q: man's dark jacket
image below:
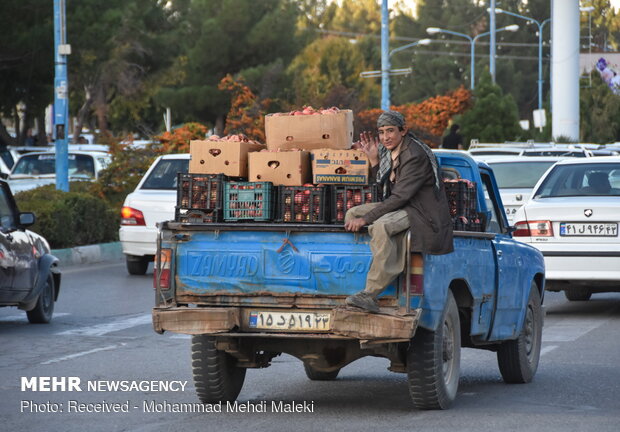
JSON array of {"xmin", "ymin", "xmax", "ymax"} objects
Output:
[{"xmin": 362, "ymin": 133, "xmax": 454, "ymax": 255}]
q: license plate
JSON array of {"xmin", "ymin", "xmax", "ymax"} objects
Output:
[
  {"xmin": 559, "ymin": 222, "xmax": 618, "ymax": 237},
  {"xmin": 248, "ymin": 311, "xmax": 331, "ymax": 332}
]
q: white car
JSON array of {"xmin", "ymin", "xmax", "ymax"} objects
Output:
[
  {"xmin": 476, "ymin": 156, "xmax": 561, "ymax": 224},
  {"xmin": 512, "ymin": 157, "xmax": 620, "ymax": 301},
  {"xmin": 120, "ymin": 154, "xmax": 189, "ymax": 275},
  {"xmin": 7, "ymin": 151, "xmax": 111, "ymax": 193}
]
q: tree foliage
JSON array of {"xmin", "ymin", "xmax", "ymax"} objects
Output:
[
  {"xmin": 455, "ymin": 70, "xmax": 522, "ymax": 146},
  {"xmin": 580, "ymin": 72, "xmax": 620, "ymax": 143}
]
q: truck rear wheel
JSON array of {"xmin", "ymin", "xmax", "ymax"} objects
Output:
[
  {"xmin": 303, "ymin": 363, "xmax": 340, "ymax": 381},
  {"xmin": 497, "ymin": 283, "xmax": 542, "ymax": 383},
  {"xmin": 406, "ymin": 290, "xmax": 460, "ymax": 410},
  {"xmin": 191, "ymin": 335, "xmax": 246, "ymax": 403}
]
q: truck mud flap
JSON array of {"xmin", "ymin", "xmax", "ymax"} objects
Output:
[
  {"xmin": 331, "ymin": 307, "xmax": 420, "ymax": 340},
  {"xmin": 152, "ymin": 307, "xmax": 240, "ymax": 335}
]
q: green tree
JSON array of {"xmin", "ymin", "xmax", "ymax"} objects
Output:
[
  {"xmin": 157, "ymin": 0, "xmax": 301, "ymax": 133},
  {"xmin": 287, "ymin": 36, "xmax": 378, "ymax": 108},
  {"xmin": 0, "ymin": 1, "xmax": 53, "ymax": 147},
  {"xmin": 455, "ymin": 70, "xmax": 522, "ymax": 146},
  {"xmin": 67, "ymin": 0, "xmax": 180, "ymax": 140},
  {"xmin": 580, "ymin": 73, "xmax": 620, "ymax": 143}
]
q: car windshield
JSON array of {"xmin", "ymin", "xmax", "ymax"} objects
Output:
[
  {"xmin": 534, "ymin": 163, "xmax": 620, "ymax": 197},
  {"xmin": 141, "ymin": 158, "xmax": 189, "ymax": 190},
  {"xmin": 488, "ymin": 161, "xmax": 556, "ymax": 189},
  {"xmin": 12, "ymin": 154, "xmax": 96, "ymax": 177}
]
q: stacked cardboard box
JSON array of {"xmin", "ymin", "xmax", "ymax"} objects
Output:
[
  {"xmin": 310, "ymin": 149, "xmax": 369, "ymax": 185},
  {"xmin": 264, "ymin": 110, "xmax": 354, "ymax": 151},
  {"xmin": 189, "ymin": 139, "xmax": 264, "ymax": 177}
]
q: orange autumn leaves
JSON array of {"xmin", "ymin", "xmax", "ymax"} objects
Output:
[
  {"xmin": 219, "ymin": 74, "xmax": 269, "ymax": 143},
  {"xmin": 357, "ymin": 87, "xmax": 471, "ymax": 147}
]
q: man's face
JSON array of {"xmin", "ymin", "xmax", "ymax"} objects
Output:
[{"xmin": 378, "ymin": 125, "xmax": 407, "ymax": 151}]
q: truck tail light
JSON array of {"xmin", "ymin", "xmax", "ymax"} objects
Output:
[
  {"xmin": 121, "ymin": 206, "xmax": 146, "ymax": 226},
  {"xmin": 513, "ymin": 220, "xmax": 553, "ymax": 237},
  {"xmin": 406, "ymin": 253, "xmax": 424, "ymax": 295},
  {"xmin": 154, "ymin": 248, "xmax": 172, "ymax": 290}
]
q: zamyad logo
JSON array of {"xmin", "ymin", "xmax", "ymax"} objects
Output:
[
  {"xmin": 277, "ymin": 249, "xmax": 295, "ymax": 274},
  {"xmin": 584, "ymin": 209, "xmax": 593, "ymax": 217}
]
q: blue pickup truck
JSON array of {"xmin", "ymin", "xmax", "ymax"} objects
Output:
[{"xmin": 152, "ymin": 151, "xmax": 545, "ymax": 410}]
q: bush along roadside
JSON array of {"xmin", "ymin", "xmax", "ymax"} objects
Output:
[{"xmin": 14, "ymin": 184, "xmax": 119, "ymax": 249}]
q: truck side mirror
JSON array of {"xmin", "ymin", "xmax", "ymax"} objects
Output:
[{"xmin": 19, "ymin": 212, "xmax": 35, "ymax": 228}]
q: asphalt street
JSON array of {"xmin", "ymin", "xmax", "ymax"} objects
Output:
[{"xmin": 0, "ymin": 261, "xmax": 619, "ymax": 432}]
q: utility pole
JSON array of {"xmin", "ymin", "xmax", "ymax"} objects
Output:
[
  {"xmin": 489, "ymin": 0, "xmax": 497, "ymax": 83},
  {"xmin": 53, "ymin": 0, "xmax": 70, "ymax": 192},
  {"xmin": 380, "ymin": 0, "xmax": 390, "ymax": 110}
]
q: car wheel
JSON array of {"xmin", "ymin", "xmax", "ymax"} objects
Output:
[
  {"xmin": 126, "ymin": 255, "xmax": 150, "ymax": 275},
  {"xmin": 191, "ymin": 335, "xmax": 246, "ymax": 403},
  {"xmin": 564, "ymin": 287, "xmax": 592, "ymax": 302},
  {"xmin": 406, "ymin": 290, "xmax": 460, "ymax": 410},
  {"xmin": 27, "ymin": 273, "xmax": 55, "ymax": 324},
  {"xmin": 303, "ymin": 363, "xmax": 340, "ymax": 381},
  {"xmin": 497, "ymin": 283, "xmax": 542, "ymax": 383}
]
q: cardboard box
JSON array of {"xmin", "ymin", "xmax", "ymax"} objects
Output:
[
  {"xmin": 310, "ymin": 149, "xmax": 370, "ymax": 185},
  {"xmin": 248, "ymin": 151, "xmax": 311, "ymax": 186},
  {"xmin": 265, "ymin": 110, "xmax": 354, "ymax": 151},
  {"xmin": 189, "ymin": 140, "xmax": 265, "ymax": 177}
]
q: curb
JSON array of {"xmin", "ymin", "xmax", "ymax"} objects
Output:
[{"xmin": 51, "ymin": 242, "xmax": 124, "ymax": 267}]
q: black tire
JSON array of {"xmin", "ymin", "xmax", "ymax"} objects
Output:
[
  {"xmin": 497, "ymin": 283, "xmax": 542, "ymax": 384},
  {"xmin": 406, "ymin": 290, "xmax": 461, "ymax": 410},
  {"xmin": 27, "ymin": 273, "xmax": 55, "ymax": 324},
  {"xmin": 564, "ymin": 287, "xmax": 592, "ymax": 302},
  {"xmin": 126, "ymin": 255, "xmax": 149, "ymax": 275},
  {"xmin": 191, "ymin": 335, "xmax": 246, "ymax": 403},
  {"xmin": 303, "ymin": 363, "xmax": 340, "ymax": 381}
]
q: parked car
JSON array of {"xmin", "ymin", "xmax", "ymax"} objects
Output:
[
  {"xmin": 0, "ymin": 179, "xmax": 60, "ymax": 323},
  {"xmin": 7, "ymin": 151, "xmax": 111, "ymax": 193},
  {"xmin": 475, "ymin": 156, "xmax": 561, "ymax": 224},
  {"xmin": 513, "ymin": 157, "xmax": 620, "ymax": 301},
  {"xmin": 119, "ymin": 154, "xmax": 189, "ymax": 275}
]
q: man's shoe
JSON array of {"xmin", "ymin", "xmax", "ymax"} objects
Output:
[{"xmin": 345, "ymin": 292, "xmax": 380, "ymax": 313}]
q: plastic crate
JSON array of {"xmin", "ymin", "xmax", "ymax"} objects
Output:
[
  {"xmin": 175, "ymin": 173, "xmax": 226, "ymax": 223},
  {"xmin": 443, "ymin": 179, "xmax": 478, "ymax": 220},
  {"xmin": 223, "ymin": 181, "xmax": 274, "ymax": 221},
  {"xmin": 330, "ymin": 184, "xmax": 380, "ymax": 223},
  {"xmin": 175, "ymin": 208, "xmax": 223, "ymax": 224},
  {"xmin": 276, "ymin": 185, "xmax": 328, "ymax": 223},
  {"xmin": 453, "ymin": 216, "xmax": 484, "ymax": 232}
]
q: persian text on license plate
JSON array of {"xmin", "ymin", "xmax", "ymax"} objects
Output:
[
  {"xmin": 559, "ymin": 222, "xmax": 618, "ymax": 237},
  {"xmin": 249, "ymin": 311, "xmax": 331, "ymax": 331}
]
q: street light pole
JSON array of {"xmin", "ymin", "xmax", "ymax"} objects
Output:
[
  {"xmin": 427, "ymin": 27, "xmax": 473, "ymax": 88},
  {"xmin": 427, "ymin": 25, "xmax": 519, "ymax": 89},
  {"xmin": 53, "ymin": 0, "xmax": 70, "ymax": 192},
  {"xmin": 472, "ymin": 25, "xmax": 519, "ymax": 89},
  {"xmin": 381, "ymin": 0, "xmax": 390, "ymax": 110},
  {"xmin": 493, "ymin": 8, "xmax": 551, "ymax": 111}
]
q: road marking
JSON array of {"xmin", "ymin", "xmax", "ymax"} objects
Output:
[
  {"xmin": 41, "ymin": 343, "xmax": 126, "ymax": 365},
  {"xmin": 540, "ymin": 345, "xmax": 558, "ymax": 356},
  {"xmin": 542, "ymin": 317, "xmax": 610, "ymax": 342},
  {"xmin": 169, "ymin": 334, "xmax": 191, "ymax": 339},
  {"xmin": 62, "ymin": 262, "xmax": 124, "ymax": 275},
  {"xmin": 56, "ymin": 314, "xmax": 151, "ymax": 337},
  {"xmin": 0, "ymin": 312, "xmax": 70, "ymax": 322}
]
